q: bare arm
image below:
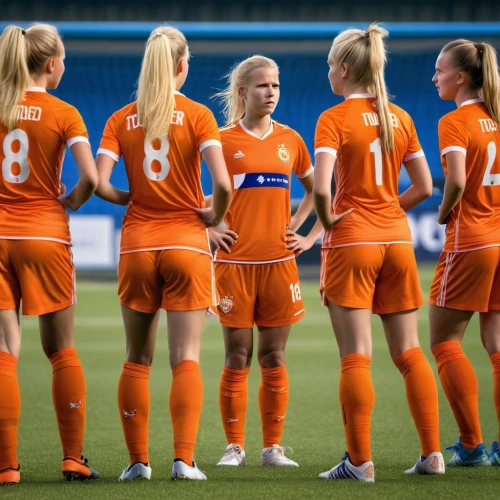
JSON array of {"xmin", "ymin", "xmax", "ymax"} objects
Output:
[
  {"xmin": 95, "ymin": 154, "xmax": 130, "ymax": 206},
  {"xmin": 399, "ymin": 156, "xmax": 433, "ymax": 212},
  {"xmin": 437, "ymin": 151, "xmax": 466, "ymax": 224},
  {"xmin": 61, "ymin": 142, "xmax": 98, "ymax": 211},
  {"xmin": 202, "ymin": 145, "xmax": 231, "ymax": 226}
]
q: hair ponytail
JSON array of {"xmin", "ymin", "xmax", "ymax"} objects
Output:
[
  {"xmin": 214, "ymin": 55, "xmax": 278, "ymax": 125},
  {"xmin": 477, "ymin": 43, "xmax": 500, "ymax": 124},
  {"xmin": 137, "ymin": 26, "xmax": 188, "ymax": 139}
]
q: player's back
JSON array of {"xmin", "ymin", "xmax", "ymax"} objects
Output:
[
  {"xmin": 439, "ymin": 100, "xmax": 500, "ymax": 251},
  {"xmin": 315, "ymin": 95, "xmax": 423, "ymax": 248},
  {"xmin": 98, "ymin": 91, "xmax": 220, "ymax": 254},
  {"xmin": 0, "ymin": 87, "xmax": 88, "ymax": 244}
]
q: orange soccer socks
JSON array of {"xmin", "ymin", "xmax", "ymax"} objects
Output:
[
  {"xmin": 339, "ymin": 354, "xmax": 375, "ymax": 466},
  {"xmin": 170, "ymin": 360, "xmax": 203, "ymax": 465},
  {"xmin": 259, "ymin": 365, "xmax": 289, "ymax": 449},
  {"xmin": 118, "ymin": 361, "xmax": 151, "ymax": 465},
  {"xmin": 432, "ymin": 341, "xmax": 482, "ymax": 449},
  {"xmin": 491, "ymin": 352, "xmax": 500, "ymax": 444},
  {"xmin": 50, "ymin": 348, "xmax": 87, "ymax": 460},
  {"xmin": 0, "ymin": 352, "xmax": 20, "ymax": 471},
  {"xmin": 219, "ymin": 366, "xmax": 250, "ymax": 448},
  {"xmin": 395, "ymin": 347, "xmax": 440, "ymax": 456}
]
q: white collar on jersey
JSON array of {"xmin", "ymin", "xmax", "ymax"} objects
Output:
[
  {"xmin": 174, "ymin": 90, "xmax": 185, "ymax": 96},
  {"xmin": 460, "ymin": 98, "xmax": 484, "ymax": 107},
  {"xmin": 346, "ymin": 93, "xmax": 376, "ymax": 99},
  {"xmin": 26, "ymin": 86, "xmax": 46, "ymax": 92},
  {"xmin": 239, "ymin": 119, "xmax": 274, "ymax": 140}
]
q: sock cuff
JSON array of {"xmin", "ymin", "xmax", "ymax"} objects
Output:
[
  {"xmin": 394, "ymin": 346, "xmax": 426, "ymax": 376},
  {"xmin": 260, "ymin": 365, "xmax": 287, "ymax": 377},
  {"xmin": 0, "ymin": 350, "xmax": 18, "ymax": 373},
  {"xmin": 341, "ymin": 353, "xmax": 371, "ymax": 371},
  {"xmin": 491, "ymin": 352, "xmax": 500, "ymax": 374},
  {"xmin": 222, "ymin": 366, "xmax": 250, "ymax": 381},
  {"xmin": 122, "ymin": 361, "xmax": 151, "ymax": 379},
  {"xmin": 431, "ymin": 340, "xmax": 463, "ymax": 366},
  {"xmin": 49, "ymin": 347, "xmax": 80, "ymax": 371},
  {"xmin": 172, "ymin": 359, "xmax": 200, "ymax": 376}
]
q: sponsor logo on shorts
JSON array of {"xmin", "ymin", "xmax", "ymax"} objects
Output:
[{"xmin": 219, "ymin": 295, "xmax": 234, "ymax": 313}]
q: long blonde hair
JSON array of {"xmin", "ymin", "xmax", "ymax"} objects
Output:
[
  {"xmin": 0, "ymin": 23, "xmax": 61, "ymax": 132},
  {"xmin": 442, "ymin": 39, "xmax": 500, "ymax": 124},
  {"xmin": 136, "ymin": 26, "xmax": 189, "ymax": 139},
  {"xmin": 215, "ymin": 55, "xmax": 279, "ymax": 125},
  {"xmin": 329, "ymin": 23, "xmax": 393, "ymax": 152}
]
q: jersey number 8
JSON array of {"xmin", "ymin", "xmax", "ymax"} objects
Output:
[
  {"xmin": 143, "ymin": 137, "xmax": 170, "ymax": 181},
  {"xmin": 2, "ymin": 129, "xmax": 30, "ymax": 184}
]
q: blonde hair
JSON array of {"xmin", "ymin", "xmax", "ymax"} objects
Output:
[
  {"xmin": 0, "ymin": 23, "xmax": 61, "ymax": 132},
  {"xmin": 136, "ymin": 26, "xmax": 189, "ymax": 139},
  {"xmin": 215, "ymin": 55, "xmax": 279, "ymax": 125},
  {"xmin": 442, "ymin": 39, "xmax": 500, "ymax": 124},
  {"xmin": 329, "ymin": 23, "xmax": 394, "ymax": 152}
]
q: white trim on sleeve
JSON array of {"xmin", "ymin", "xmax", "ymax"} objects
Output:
[
  {"xmin": 67, "ymin": 136, "xmax": 90, "ymax": 148},
  {"xmin": 97, "ymin": 148, "xmax": 120, "ymax": 162},
  {"xmin": 441, "ymin": 146, "xmax": 467, "ymax": 157},
  {"xmin": 314, "ymin": 147, "xmax": 337, "ymax": 158},
  {"xmin": 403, "ymin": 150, "xmax": 425, "ymax": 162},
  {"xmin": 296, "ymin": 165, "xmax": 314, "ymax": 179},
  {"xmin": 199, "ymin": 139, "xmax": 222, "ymax": 152}
]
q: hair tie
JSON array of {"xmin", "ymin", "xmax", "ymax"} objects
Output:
[
  {"xmin": 365, "ymin": 31, "xmax": 370, "ymax": 39},
  {"xmin": 21, "ymin": 29, "xmax": 25, "ymax": 35},
  {"xmin": 474, "ymin": 43, "xmax": 483, "ymax": 55}
]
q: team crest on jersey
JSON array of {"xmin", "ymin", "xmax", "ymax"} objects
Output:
[
  {"xmin": 277, "ymin": 144, "xmax": 290, "ymax": 163},
  {"xmin": 219, "ymin": 295, "xmax": 234, "ymax": 313}
]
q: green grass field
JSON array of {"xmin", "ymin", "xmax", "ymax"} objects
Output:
[{"xmin": 3, "ymin": 266, "xmax": 499, "ymax": 499}]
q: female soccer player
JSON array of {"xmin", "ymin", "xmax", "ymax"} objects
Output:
[
  {"xmin": 313, "ymin": 24, "xmax": 444, "ymax": 481},
  {"xmin": 213, "ymin": 55, "xmax": 323, "ymax": 468},
  {"xmin": 429, "ymin": 39, "xmax": 500, "ymax": 467},
  {"xmin": 95, "ymin": 26, "xmax": 231, "ymax": 481},
  {"xmin": 0, "ymin": 24, "xmax": 99, "ymax": 484}
]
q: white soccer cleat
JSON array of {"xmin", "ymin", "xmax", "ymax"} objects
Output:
[
  {"xmin": 319, "ymin": 452, "xmax": 375, "ymax": 482},
  {"xmin": 118, "ymin": 462, "xmax": 152, "ymax": 481},
  {"xmin": 261, "ymin": 444, "xmax": 298, "ymax": 467},
  {"xmin": 171, "ymin": 460, "xmax": 207, "ymax": 480},
  {"xmin": 217, "ymin": 443, "xmax": 246, "ymax": 466},
  {"xmin": 404, "ymin": 452, "xmax": 445, "ymax": 475}
]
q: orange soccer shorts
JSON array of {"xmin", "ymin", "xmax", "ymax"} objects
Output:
[
  {"xmin": 214, "ymin": 258, "xmax": 306, "ymax": 328},
  {"xmin": 118, "ymin": 249, "xmax": 216, "ymax": 313},
  {"xmin": 429, "ymin": 247, "xmax": 500, "ymax": 312},
  {"xmin": 320, "ymin": 243, "xmax": 424, "ymax": 314},
  {"xmin": 0, "ymin": 239, "xmax": 75, "ymax": 316}
]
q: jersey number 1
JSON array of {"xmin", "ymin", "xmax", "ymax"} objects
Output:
[
  {"xmin": 143, "ymin": 137, "xmax": 170, "ymax": 181},
  {"xmin": 370, "ymin": 138, "xmax": 383, "ymax": 186},
  {"xmin": 482, "ymin": 141, "xmax": 500, "ymax": 186},
  {"xmin": 2, "ymin": 129, "xmax": 30, "ymax": 183}
]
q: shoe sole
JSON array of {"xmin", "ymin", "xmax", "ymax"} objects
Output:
[{"xmin": 448, "ymin": 460, "xmax": 490, "ymax": 467}]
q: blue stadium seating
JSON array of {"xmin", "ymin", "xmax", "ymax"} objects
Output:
[{"xmin": 55, "ymin": 51, "xmax": 453, "ymax": 223}]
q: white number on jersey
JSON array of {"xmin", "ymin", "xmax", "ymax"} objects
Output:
[
  {"xmin": 482, "ymin": 141, "xmax": 500, "ymax": 186},
  {"xmin": 2, "ymin": 128, "xmax": 30, "ymax": 183},
  {"xmin": 289, "ymin": 283, "xmax": 302, "ymax": 303},
  {"xmin": 370, "ymin": 137, "xmax": 383, "ymax": 186},
  {"xmin": 143, "ymin": 137, "xmax": 170, "ymax": 181}
]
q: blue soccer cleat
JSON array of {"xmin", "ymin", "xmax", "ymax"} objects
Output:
[
  {"xmin": 319, "ymin": 452, "xmax": 375, "ymax": 482},
  {"xmin": 490, "ymin": 441, "xmax": 500, "ymax": 466},
  {"xmin": 445, "ymin": 438, "xmax": 490, "ymax": 466}
]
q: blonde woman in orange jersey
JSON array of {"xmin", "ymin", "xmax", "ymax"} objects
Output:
[
  {"xmin": 429, "ymin": 40, "xmax": 500, "ymax": 467},
  {"xmin": 0, "ymin": 24, "xmax": 99, "ymax": 485},
  {"xmin": 95, "ymin": 26, "xmax": 231, "ymax": 481},
  {"xmin": 313, "ymin": 24, "xmax": 444, "ymax": 481},
  {"xmin": 212, "ymin": 55, "xmax": 324, "ymax": 468}
]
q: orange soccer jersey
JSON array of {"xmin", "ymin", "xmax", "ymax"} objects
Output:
[
  {"xmin": 0, "ymin": 86, "xmax": 89, "ymax": 244},
  {"xmin": 438, "ymin": 99, "xmax": 500, "ymax": 252},
  {"xmin": 215, "ymin": 119, "xmax": 313, "ymax": 263},
  {"xmin": 97, "ymin": 91, "xmax": 221, "ymax": 255},
  {"xmin": 314, "ymin": 94, "xmax": 424, "ymax": 248}
]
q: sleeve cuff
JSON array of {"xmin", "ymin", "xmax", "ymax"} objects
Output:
[
  {"xmin": 97, "ymin": 148, "xmax": 120, "ymax": 162},
  {"xmin": 67, "ymin": 136, "xmax": 90, "ymax": 148},
  {"xmin": 296, "ymin": 165, "xmax": 314, "ymax": 179},
  {"xmin": 314, "ymin": 147, "xmax": 337, "ymax": 158},
  {"xmin": 199, "ymin": 139, "xmax": 222, "ymax": 153},
  {"xmin": 403, "ymin": 150, "xmax": 425, "ymax": 162},
  {"xmin": 441, "ymin": 146, "xmax": 467, "ymax": 157}
]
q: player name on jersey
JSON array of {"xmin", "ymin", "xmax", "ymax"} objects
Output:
[
  {"xmin": 125, "ymin": 111, "xmax": 185, "ymax": 131},
  {"xmin": 18, "ymin": 105, "xmax": 42, "ymax": 122}
]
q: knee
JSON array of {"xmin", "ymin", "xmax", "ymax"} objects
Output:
[
  {"xmin": 225, "ymin": 349, "xmax": 252, "ymax": 370},
  {"xmin": 258, "ymin": 349, "xmax": 285, "ymax": 368},
  {"xmin": 127, "ymin": 353, "xmax": 154, "ymax": 367}
]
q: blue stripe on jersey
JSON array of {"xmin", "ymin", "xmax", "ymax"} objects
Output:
[{"xmin": 233, "ymin": 173, "xmax": 289, "ymax": 190}]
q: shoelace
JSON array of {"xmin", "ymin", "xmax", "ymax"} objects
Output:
[
  {"xmin": 275, "ymin": 446, "xmax": 294, "ymax": 457},
  {"xmin": 445, "ymin": 438, "xmax": 462, "ymax": 453}
]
